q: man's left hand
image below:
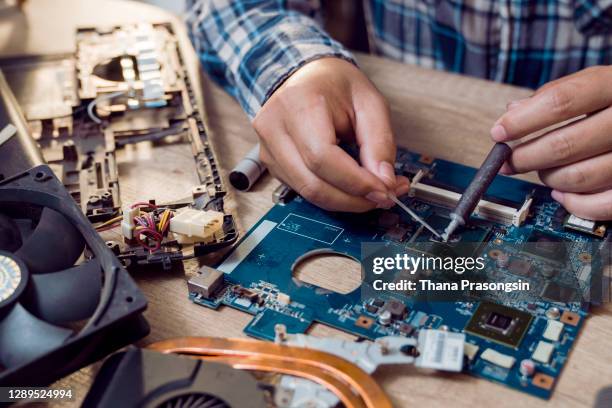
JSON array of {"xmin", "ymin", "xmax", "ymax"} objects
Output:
[{"xmin": 491, "ymin": 66, "xmax": 612, "ymax": 220}]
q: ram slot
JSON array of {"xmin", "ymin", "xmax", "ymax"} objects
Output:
[{"xmin": 409, "ymin": 182, "xmax": 531, "ymax": 226}]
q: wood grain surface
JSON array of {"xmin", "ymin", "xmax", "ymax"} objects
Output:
[{"xmin": 1, "ymin": 1, "xmax": 610, "ymax": 407}]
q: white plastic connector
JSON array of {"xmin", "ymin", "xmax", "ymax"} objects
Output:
[
  {"xmin": 121, "ymin": 205, "xmax": 140, "ymax": 240},
  {"xmin": 169, "ymin": 208, "xmax": 224, "ymax": 244}
]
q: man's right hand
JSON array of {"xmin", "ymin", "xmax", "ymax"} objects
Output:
[{"xmin": 252, "ymin": 57, "xmax": 410, "ymax": 212}]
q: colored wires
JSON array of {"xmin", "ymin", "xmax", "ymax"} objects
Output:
[
  {"xmin": 95, "ymin": 215, "xmax": 122, "ymax": 232},
  {"xmin": 132, "ymin": 205, "xmax": 173, "ymax": 252},
  {"xmin": 94, "ymin": 201, "xmax": 174, "ymax": 253},
  {"xmin": 134, "ymin": 225, "xmax": 163, "ymax": 251},
  {"xmin": 131, "ymin": 202, "xmax": 158, "ymax": 210},
  {"xmin": 158, "ymin": 209, "xmax": 172, "ymax": 234}
]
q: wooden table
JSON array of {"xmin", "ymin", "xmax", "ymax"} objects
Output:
[{"xmin": 1, "ymin": 1, "xmax": 611, "ymax": 406}]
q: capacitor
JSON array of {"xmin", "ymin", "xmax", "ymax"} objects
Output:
[
  {"xmin": 378, "ymin": 310, "xmax": 392, "ymax": 326},
  {"xmin": 546, "ymin": 307, "xmax": 561, "ymax": 320},
  {"xmin": 520, "ymin": 359, "xmax": 536, "ymax": 377}
]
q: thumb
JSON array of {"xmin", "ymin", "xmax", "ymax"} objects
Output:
[{"xmin": 353, "ymin": 92, "xmax": 397, "ymax": 189}]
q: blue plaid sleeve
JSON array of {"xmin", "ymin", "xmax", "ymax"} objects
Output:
[
  {"xmin": 185, "ymin": 0, "xmax": 355, "ymax": 119},
  {"xmin": 573, "ymin": 0, "xmax": 612, "ymax": 35}
]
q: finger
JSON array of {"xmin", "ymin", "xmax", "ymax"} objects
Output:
[
  {"xmin": 286, "ymin": 102, "xmax": 390, "ymax": 197},
  {"xmin": 259, "ymin": 143, "xmax": 291, "ymax": 186},
  {"xmin": 505, "ymin": 73, "xmax": 584, "ymax": 111},
  {"xmin": 395, "ymin": 176, "xmax": 411, "ymax": 196},
  {"xmin": 492, "ymin": 66, "xmax": 612, "ymax": 141},
  {"xmin": 533, "ymin": 69, "xmax": 586, "ymax": 95},
  {"xmin": 551, "ymin": 189, "xmax": 612, "ymax": 221},
  {"xmin": 260, "ymin": 132, "xmax": 379, "ymax": 212},
  {"xmin": 538, "ymin": 151, "xmax": 612, "ymax": 193},
  {"xmin": 506, "ymin": 77, "xmax": 576, "ymax": 111},
  {"xmin": 506, "ymin": 97, "xmax": 530, "ymax": 111},
  {"xmin": 507, "ymin": 106, "xmax": 612, "ymax": 173},
  {"xmin": 352, "ymin": 89, "xmax": 397, "ymax": 189}
]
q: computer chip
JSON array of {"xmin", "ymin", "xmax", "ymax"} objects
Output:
[
  {"xmin": 465, "ymin": 302, "xmax": 533, "ymax": 348},
  {"xmin": 508, "ymin": 258, "xmax": 532, "ymax": 277},
  {"xmin": 540, "ymin": 281, "xmax": 579, "ymax": 303},
  {"xmin": 523, "ymin": 230, "xmax": 567, "ymax": 264}
]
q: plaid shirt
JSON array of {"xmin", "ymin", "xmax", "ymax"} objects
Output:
[{"xmin": 185, "ymin": 0, "xmax": 612, "ymax": 119}]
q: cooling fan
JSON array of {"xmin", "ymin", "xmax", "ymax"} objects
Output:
[
  {"xmin": 82, "ymin": 348, "xmax": 267, "ymax": 408},
  {"xmin": 0, "ymin": 165, "xmax": 149, "ymax": 386}
]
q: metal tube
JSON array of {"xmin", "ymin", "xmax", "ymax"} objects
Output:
[{"xmin": 229, "ymin": 143, "xmax": 267, "ymax": 191}]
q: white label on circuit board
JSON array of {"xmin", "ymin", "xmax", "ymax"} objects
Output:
[
  {"xmin": 217, "ymin": 220, "xmax": 277, "ymax": 274},
  {"xmin": 416, "ymin": 330, "xmax": 465, "ymax": 372}
]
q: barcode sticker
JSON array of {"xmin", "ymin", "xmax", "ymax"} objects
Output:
[{"xmin": 415, "ymin": 329, "xmax": 465, "ymax": 372}]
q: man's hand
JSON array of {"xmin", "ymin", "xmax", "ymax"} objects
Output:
[
  {"xmin": 491, "ymin": 66, "xmax": 612, "ymax": 220},
  {"xmin": 252, "ymin": 57, "xmax": 409, "ymax": 212}
]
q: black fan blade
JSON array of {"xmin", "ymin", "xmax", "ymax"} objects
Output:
[
  {"xmin": 26, "ymin": 260, "xmax": 102, "ymax": 324},
  {"xmin": 15, "ymin": 207, "xmax": 84, "ymax": 273},
  {"xmin": 0, "ymin": 303, "xmax": 72, "ymax": 368},
  {"xmin": 0, "ymin": 213, "xmax": 22, "ymax": 252}
]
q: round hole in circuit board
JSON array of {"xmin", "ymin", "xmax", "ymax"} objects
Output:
[{"xmin": 291, "ymin": 249, "xmax": 362, "ymax": 295}]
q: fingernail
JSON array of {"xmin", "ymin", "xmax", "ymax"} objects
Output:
[
  {"xmin": 395, "ymin": 183, "xmax": 411, "ymax": 197},
  {"xmin": 499, "ymin": 162, "xmax": 514, "ymax": 175},
  {"xmin": 551, "ymin": 190, "xmax": 564, "ymax": 203},
  {"xmin": 490, "ymin": 124, "xmax": 508, "ymax": 141},
  {"xmin": 376, "ymin": 202, "xmax": 393, "ymax": 209},
  {"xmin": 366, "ymin": 191, "xmax": 393, "ymax": 208},
  {"xmin": 378, "ymin": 161, "xmax": 396, "ymax": 187}
]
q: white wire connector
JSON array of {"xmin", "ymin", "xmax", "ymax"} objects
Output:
[
  {"xmin": 121, "ymin": 205, "xmax": 140, "ymax": 240},
  {"xmin": 169, "ymin": 208, "xmax": 224, "ymax": 244}
]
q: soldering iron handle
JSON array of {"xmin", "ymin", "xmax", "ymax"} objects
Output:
[{"xmin": 454, "ymin": 142, "xmax": 512, "ymax": 220}]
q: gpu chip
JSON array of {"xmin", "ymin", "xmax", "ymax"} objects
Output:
[{"xmin": 523, "ymin": 230, "xmax": 567, "ymax": 263}]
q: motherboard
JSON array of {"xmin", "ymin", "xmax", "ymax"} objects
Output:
[{"xmin": 190, "ymin": 149, "xmax": 610, "ymax": 399}]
